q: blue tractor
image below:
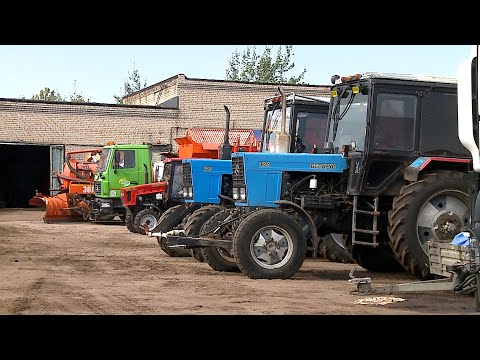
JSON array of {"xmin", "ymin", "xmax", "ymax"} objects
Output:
[
  {"xmin": 165, "ymin": 89, "xmax": 354, "ymax": 272},
  {"xmin": 167, "ymin": 73, "xmax": 472, "ymax": 280},
  {"xmin": 148, "ymin": 106, "xmax": 251, "ymax": 261}
]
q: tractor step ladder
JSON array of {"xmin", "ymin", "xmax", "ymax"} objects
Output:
[{"xmin": 352, "ymin": 196, "xmax": 380, "ymax": 247}]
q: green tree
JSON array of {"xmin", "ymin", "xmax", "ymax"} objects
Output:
[
  {"xmin": 31, "ymin": 87, "xmax": 64, "ymax": 101},
  {"xmin": 114, "ymin": 63, "xmax": 148, "ymax": 103},
  {"xmin": 69, "ymin": 80, "xmax": 90, "ymax": 103},
  {"xmin": 226, "ymin": 45, "xmax": 307, "ymax": 84}
]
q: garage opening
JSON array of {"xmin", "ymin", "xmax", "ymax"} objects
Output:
[{"xmin": 0, "ymin": 144, "xmax": 50, "ymax": 208}]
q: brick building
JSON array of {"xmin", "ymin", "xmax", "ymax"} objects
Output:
[{"xmin": 0, "ymin": 74, "xmax": 329, "ymax": 208}]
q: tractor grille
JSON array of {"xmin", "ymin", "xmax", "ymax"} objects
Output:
[
  {"xmin": 183, "ymin": 163, "xmax": 192, "ymax": 187},
  {"xmin": 94, "ymin": 181, "xmax": 101, "ymax": 195},
  {"xmin": 232, "ymin": 157, "xmax": 245, "ymax": 187}
]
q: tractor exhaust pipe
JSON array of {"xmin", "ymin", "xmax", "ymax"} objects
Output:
[
  {"xmin": 219, "ymin": 105, "xmax": 232, "ymax": 160},
  {"xmin": 274, "ymin": 87, "xmax": 291, "ymax": 153}
]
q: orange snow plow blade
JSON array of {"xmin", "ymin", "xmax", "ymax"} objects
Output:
[
  {"xmin": 29, "ymin": 192, "xmax": 85, "ymax": 223},
  {"xmin": 28, "ymin": 147, "xmax": 101, "ymax": 223}
]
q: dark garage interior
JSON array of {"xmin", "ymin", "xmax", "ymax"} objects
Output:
[{"xmin": 0, "ymin": 144, "xmax": 50, "ymax": 208}]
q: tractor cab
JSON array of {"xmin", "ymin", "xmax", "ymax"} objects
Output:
[
  {"xmin": 161, "ymin": 157, "xmax": 184, "ymax": 204},
  {"xmin": 261, "ymin": 92, "xmax": 330, "ymax": 154},
  {"xmin": 326, "ymin": 72, "xmax": 471, "ymax": 196}
]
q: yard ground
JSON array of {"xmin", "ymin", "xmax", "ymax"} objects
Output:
[{"xmin": 0, "ymin": 208, "xmax": 478, "ymax": 315}]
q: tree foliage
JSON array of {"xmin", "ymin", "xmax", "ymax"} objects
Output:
[
  {"xmin": 69, "ymin": 80, "xmax": 90, "ymax": 103},
  {"xmin": 31, "ymin": 87, "xmax": 64, "ymax": 101},
  {"xmin": 226, "ymin": 45, "xmax": 307, "ymax": 84},
  {"xmin": 114, "ymin": 63, "xmax": 148, "ymax": 103}
]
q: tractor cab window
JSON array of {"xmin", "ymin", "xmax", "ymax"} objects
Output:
[
  {"xmin": 171, "ymin": 163, "xmax": 183, "ymax": 198},
  {"xmin": 326, "ymin": 88, "xmax": 368, "ymax": 153},
  {"xmin": 295, "ymin": 111, "xmax": 328, "ymax": 153},
  {"xmin": 373, "ymin": 93, "xmax": 416, "ymax": 151},
  {"xmin": 162, "ymin": 162, "xmax": 172, "ymax": 181},
  {"xmin": 153, "ymin": 162, "xmax": 164, "ymax": 182},
  {"xmin": 262, "ymin": 106, "xmax": 292, "ymax": 153}
]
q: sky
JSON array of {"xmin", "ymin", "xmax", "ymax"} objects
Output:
[{"xmin": 0, "ymin": 45, "xmax": 474, "ymax": 104}]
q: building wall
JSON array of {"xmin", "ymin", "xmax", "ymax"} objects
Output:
[
  {"xmin": 0, "ymin": 77, "xmax": 330, "ymax": 154},
  {"xmin": 122, "ymin": 75, "xmax": 180, "ymax": 106},
  {"xmin": 0, "ymin": 99, "xmax": 179, "ymax": 153},
  {"xmin": 176, "ymin": 77, "xmax": 330, "ymax": 131},
  {"xmin": 123, "ymin": 75, "xmax": 331, "ymax": 132}
]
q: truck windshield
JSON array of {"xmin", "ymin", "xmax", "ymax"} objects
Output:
[
  {"xmin": 326, "ymin": 87, "xmax": 368, "ymax": 153},
  {"xmin": 261, "ymin": 106, "xmax": 292, "ymax": 152},
  {"xmin": 97, "ymin": 148, "xmax": 111, "ymax": 173}
]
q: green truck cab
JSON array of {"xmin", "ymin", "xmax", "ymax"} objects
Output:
[{"xmin": 91, "ymin": 144, "xmax": 153, "ymax": 221}]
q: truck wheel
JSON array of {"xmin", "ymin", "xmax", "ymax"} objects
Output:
[
  {"xmin": 125, "ymin": 208, "xmax": 137, "ymax": 233},
  {"xmin": 319, "ymin": 233, "xmax": 354, "ymax": 264},
  {"xmin": 184, "ymin": 205, "xmax": 223, "ymax": 262},
  {"xmin": 134, "ymin": 208, "xmax": 161, "ymax": 235},
  {"xmin": 388, "ymin": 170, "xmax": 470, "ymax": 280},
  {"xmin": 200, "ymin": 208, "xmax": 241, "ymax": 272},
  {"xmin": 233, "ymin": 208, "xmax": 306, "ymax": 279},
  {"xmin": 156, "ymin": 204, "xmax": 191, "ymax": 257}
]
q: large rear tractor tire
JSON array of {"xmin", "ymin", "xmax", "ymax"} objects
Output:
[
  {"xmin": 200, "ymin": 208, "xmax": 242, "ymax": 272},
  {"xmin": 134, "ymin": 208, "xmax": 162, "ymax": 235},
  {"xmin": 348, "ymin": 233, "xmax": 405, "ymax": 272},
  {"xmin": 319, "ymin": 233, "xmax": 354, "ymax": 264},
  {"xmin": 233, "ymin": 208, "xmax": 306, "ymax": 279},
  {"xmin": 184, "ymin": 205, "xmax": 224, "ymax": 262},
  {"xmin": 125, "ymin": 208, "xmax": 138, "ymax": 233},
  {"xmin": 156, "ymin": 204, "xmax": 191, "ymax": 257},
  {"xmin": 388, "ymin": 170, "xmax": 470, "ymax": 280}
]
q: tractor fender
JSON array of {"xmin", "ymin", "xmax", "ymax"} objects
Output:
[
  {"xmin": 403, "ymin": 156, "xmax": 470, "ymax": 182},
  {"xmin": 140, "ymin": 202, "xmax": 163, "ymax": 214},
  {"xmin": 274, "ymin": 199, "xmax": 319, "ymax": 257}
]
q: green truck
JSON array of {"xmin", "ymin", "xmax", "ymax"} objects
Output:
[{"xmin": 88, "ymin": 143, "xmax": 159, "ymax": 222}]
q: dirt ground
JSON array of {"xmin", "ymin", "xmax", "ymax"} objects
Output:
[{"xmin": 0, "ymin": 208, "xmax": 478, "ymax": 315}]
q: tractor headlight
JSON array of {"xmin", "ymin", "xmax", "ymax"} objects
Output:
[
  {"xmin": 240, "ymin": 188, "xmax": 246, "ymax": 200},
  {"xmin": 155, "ymin": 193, "xmax": 163, "ymax": 200},
  {"xmin": 100, "ymin": 202, "xmax": 111, "ymax": 208},
  {"xmin": 232, "ymin": 188, "xmax": 239, "ymax": 200},
  {"xmin": 183, "ymin": 187, "xmax": 188, "ymax": 197},
  {"xmin": 188, "ymin": 187, "xmax": 193, "ymax": 198}
]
